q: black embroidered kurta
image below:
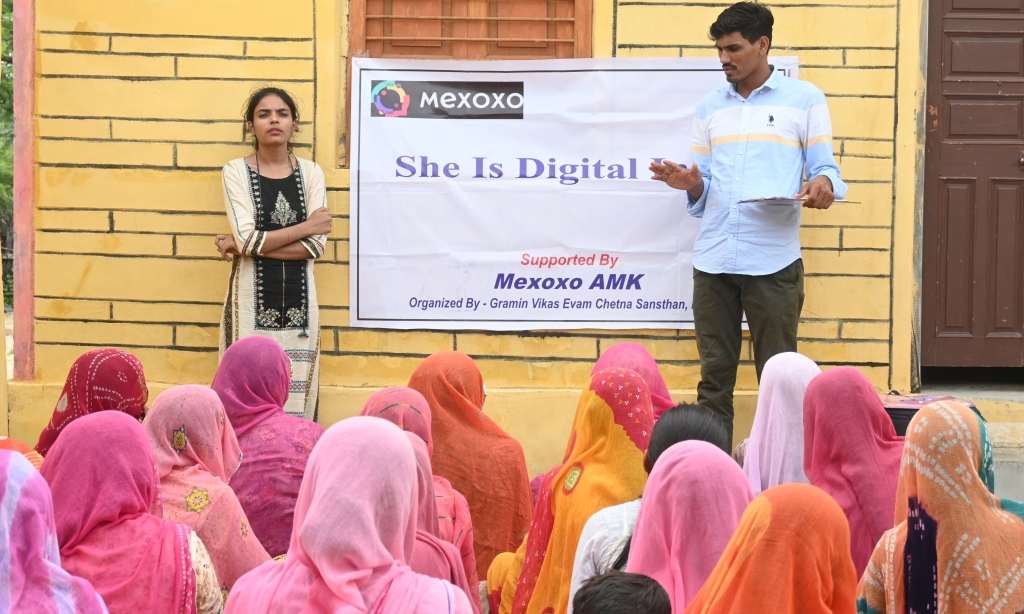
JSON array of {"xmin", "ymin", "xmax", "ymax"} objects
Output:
[{"xmin": 220, "ymin": 157, "xmax": 326, "ymax": 419}]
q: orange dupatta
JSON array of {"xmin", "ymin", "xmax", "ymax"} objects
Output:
[
  {"xmin": 494, "ymin": 367, "xmax": 653, "ymax": 614},
  {"xmin": 407, "ymin": 351, "xmax": 532, "ymax": 579},
  {"xmin": 684, "ymin": 483, "xmax": 857, "ymax": 614}
]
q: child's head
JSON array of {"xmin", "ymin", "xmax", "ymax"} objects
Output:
[{"xmin": 573, "ymin": 571, "xmax": 671, "ymax": 614}]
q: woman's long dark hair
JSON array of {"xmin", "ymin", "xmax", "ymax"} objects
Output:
[
  {"xmin": 243, "ymin": 86, "xmax": 300, "ymax": 151},
  {"xmin": 612, "ymin": 403, "xmax": 729, "ymax": 570}
]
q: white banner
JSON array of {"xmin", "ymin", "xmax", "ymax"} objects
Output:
[{"xmin": 349, "ymin": 57, "xmax": 798, "ymax": 330}]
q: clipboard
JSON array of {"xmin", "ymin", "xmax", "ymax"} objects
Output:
[{"xmin": 737, "ymin": 197, "xmax": 860, "ymax": 206}]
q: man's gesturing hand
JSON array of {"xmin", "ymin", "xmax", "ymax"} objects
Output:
[
  {"xmin": 796, "ymin": 175, "xmax": 835, "ymax": 210},
  {"xmin": 650, "ymin": 160, "xmax": 703, "ymax": 192}
]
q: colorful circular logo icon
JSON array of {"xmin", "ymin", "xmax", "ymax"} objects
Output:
[{"xmin": 372, "ymin": 80, "xmax": 410, "ymax": 117}]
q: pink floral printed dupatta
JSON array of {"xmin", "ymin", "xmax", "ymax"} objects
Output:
[{"xmin": 146, "ymin": 385, "xmax": 271, "ymax": 590}]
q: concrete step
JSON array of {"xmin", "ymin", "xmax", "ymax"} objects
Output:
[{"xmin": 991, "ymin": 423, "xmax": 1024, "ymax": 503}]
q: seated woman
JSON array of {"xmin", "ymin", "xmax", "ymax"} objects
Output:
[
  {"xmin": 360, "ymin": 386, "xmax": 478, "ymax": 592},
  {"xmin": 0, "ymin": 450, "xmax": 107, "ymax": 613},
  {"xmin": 35, "ymin": 348, "xmax": 148, "ymax": 456},
  {"xmin": 0, "ymin": 435, "xmax": 44, "ymax": 469},
  {"xmin": 408, "ymin": 351, "xmax": 531, "ymax": 579},
  {"xmin": 211, "ymin": 335, "xmax": 324, "ymax": 557},
  {"xmin": 625, "ymin": 441, "xmax": 753, "ymax": 611},
  {"xmin": 488, "ymin": 367, "xmax": 654, "ymax": 614},
  {"xmin": 145, "ymin": 385, "xmax": 271, "ymax": 593},
  {"xmin": 406, "ymin": 432, "xmax": 479, "ymax": 613},
  {"xmin": 683, "ymin": 483, "xmax": 857, "ymax": 614},
  {"xmin": 568, "ymin": 403, "xmax": 730, "ymax": 612},
  {"xmin": 743, "ymin": 352, "xmax": 820, "ymax": 495},
  {"xmin": 225, "ymin": 417, "xmax": 473, "ymax": 613},
  {"xmin": 803, "ymin": 367, "xmax": 904, "ymax": 576},
  {"xmin": 41, "ymin": 412, "xmax": 223, "ymax": 614},
  {"xmin": 857, "ymin": 401, "xmax": 1024, "ymax": 612},
  {"xmin": 593, "ymin": 342, "xmax": 675, "ymax": 419}
]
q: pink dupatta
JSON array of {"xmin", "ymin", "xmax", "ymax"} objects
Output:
[
  {"xmin": 212, "ymin": 336, "xmax": 324, "ymax": 557},
  {"xmin": 360, "ymin": 386, "xmax": 479, "ymax": 593},
  {"xmin": 40, "ymin": 411, "xmax": 196, "ymax": 614},
  {"xmin": 594, "ymin": 343, "xmax": 674, "ymax": 419},
  {"xmin": 803, "ymin": 367, "xmax": 904, "ymax": 576},
  {"xmin": 146, "ymin": 385, "xmax": 271, "ymax": 589},
  {"xmin": 0, "ymin": 450, "xmax": 107, "ymax": 613},
  {"xmin": 225, "ymin": 417, "xmax": 473, "ymax": 614},
  {"xmin": 406, "ymin": 433, "xmax": 478, "ymax": 613},
  {"xmin": 626, "ymin": 441, "xmax": 753, "ymax": 611}
]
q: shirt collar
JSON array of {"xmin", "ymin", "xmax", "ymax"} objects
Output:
[{"xmin": 728, "ymin": 65, "xmax": 779, "ymax": 99}]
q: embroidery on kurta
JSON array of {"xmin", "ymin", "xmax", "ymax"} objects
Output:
[{"xmin": 247, "ymin": 165, "xmax": 310, "ymax": 332}]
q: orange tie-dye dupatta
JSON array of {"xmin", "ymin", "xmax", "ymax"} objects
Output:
[
  {"xmin": 856, "ymin": 401, "xmax": 1024, "ymax": 613},
  {"xmin": 493, "ymin": 367, "xmax": 653, "ymax": 614}
]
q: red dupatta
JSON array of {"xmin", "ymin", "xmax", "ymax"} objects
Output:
[{"xmin": 36, "ymin": 349, "xmax": 148, "ymax": 456}]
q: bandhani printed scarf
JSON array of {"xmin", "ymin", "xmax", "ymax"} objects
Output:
[
  {"xmin": 683, "ymin": 483, "xmax": 857, "ymax": 614},
  {"xmin": 146, "ymin": 385, "xmax": 271, "ymax": 591},
  {"xmin": 495, "ymin": 367, "xmax": 653, "ymax": 614},
  {"xmin": 0, "ymin": 450, "xmax": 108, "ymax": 614},
  {"xmin": 857, "ymin": 401, "xmax": 1024, "ymax": 613},
  {"xmin": 593, "ymin": 342, "xmax": 675, "ymax": 419},
  {"xmin": 803, "ymin": 367, "xmax": 903, "ymax": 576},
  {"xmin": 41, "ymin": 411, "xmax": 197, "ymax": 614},
  {"xmin": 212, "ymin": 336, "xmax": 324, "ymax": 558},
  {"xmin": 743, "ymin": 352, "xmax": 819, "ymax": 495},
  {"xmin": 626, "ymin": 441, "xmax": 753, "ymax": 611},
  {"xmin": 36, "ymin": 349, "xmax": 149, "ymax": 456},
  {"xmin": 408, "ymin": 351, "xmax": 532, "ymax": 579}
]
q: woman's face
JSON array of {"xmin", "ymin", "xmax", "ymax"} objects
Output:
[{"xmin": 248, "ymin": 94, "xmax": 295, "ymax": 149}]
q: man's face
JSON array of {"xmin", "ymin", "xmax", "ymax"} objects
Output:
[{"xmin": 715, "ymin": 31, "xmax": 769, "ymax": 83}]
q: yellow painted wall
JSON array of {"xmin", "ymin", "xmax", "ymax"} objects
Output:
[{"xmin": 17, "ymin": 0, "xmax": 923, "ymax": 475}]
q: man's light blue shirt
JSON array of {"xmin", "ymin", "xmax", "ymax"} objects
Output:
[{"xmin": 687, "ymin": 67, "xmax": 847, "ymax": 276}]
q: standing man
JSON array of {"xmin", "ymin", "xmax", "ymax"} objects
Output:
[{"xmin": 651, "ymin": 2, "xmax": 846, "ymax": 444}]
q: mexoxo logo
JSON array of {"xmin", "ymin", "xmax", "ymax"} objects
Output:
[{"xmin": 372, "ymin": 80, "xmax": 410, "ymax": 117}]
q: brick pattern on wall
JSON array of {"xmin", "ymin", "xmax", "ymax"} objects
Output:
[{"xmin": 32, "ymin": 0, "xmax": 893, "ymax": 395}]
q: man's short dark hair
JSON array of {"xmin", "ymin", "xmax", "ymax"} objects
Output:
[
  {"xmin": 573, "ymin": 571, "xmax": 671, "ymax": 614},
  {"xmin": 709, "ymin": 2, "xmax": 774, "ymax": 50}
]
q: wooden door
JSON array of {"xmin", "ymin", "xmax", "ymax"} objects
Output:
[{"xmin": 922, "ymin": 0, "xmax": 1024, "ymax": 366}]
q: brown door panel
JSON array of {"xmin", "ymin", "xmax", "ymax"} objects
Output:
[{"xmin": 923, "ymin": 0, "xmax": 1024, "ymax": 366}]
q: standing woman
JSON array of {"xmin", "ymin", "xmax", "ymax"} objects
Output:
[{"xmin": 216, "ymin": 87, "xmax": 332, "ymax": 420}]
